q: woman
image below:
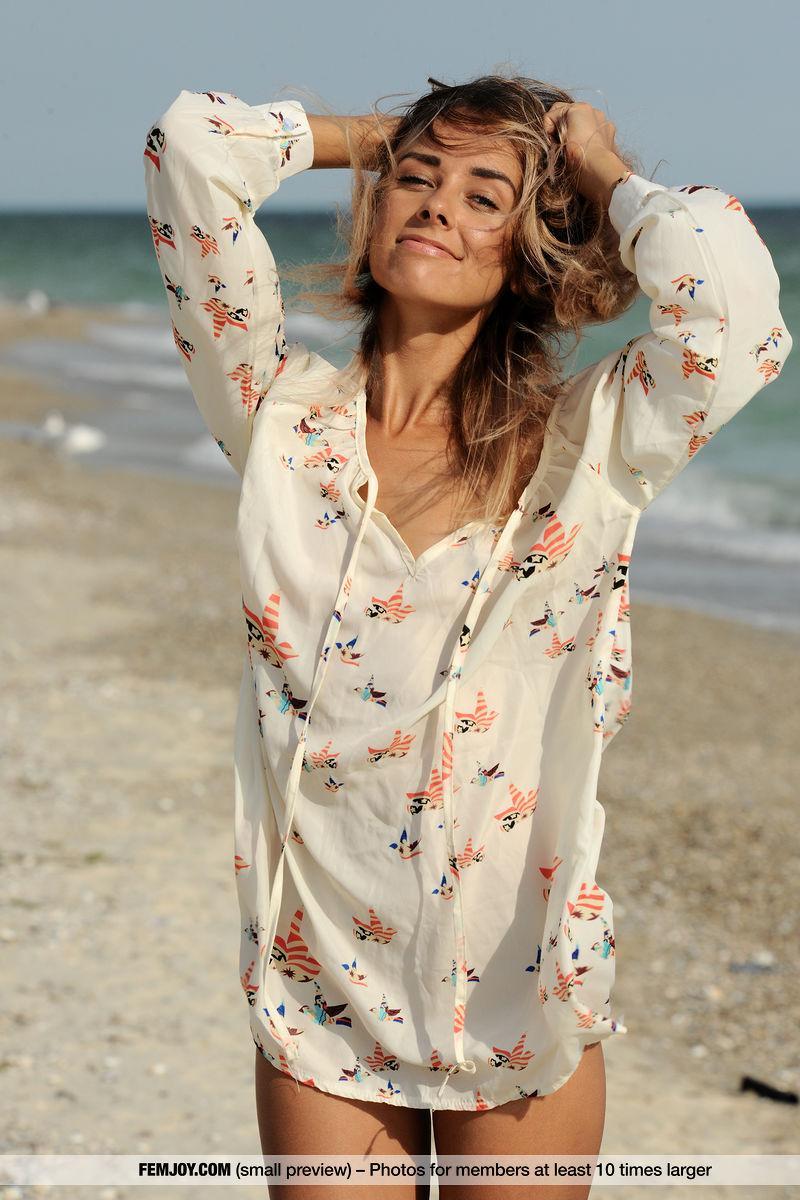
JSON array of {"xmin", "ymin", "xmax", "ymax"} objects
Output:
[{"xmin": 144, "ymin": 73, "xmax": 791, "ymax": 1197}]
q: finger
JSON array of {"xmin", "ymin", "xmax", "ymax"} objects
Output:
[
  {"xmin": 543, "ymin": 103, "xmax": 568, "ymax": 134},
  {"xmin": 544, "ymin": 101, "xmax": 567, "ymax": 123}
]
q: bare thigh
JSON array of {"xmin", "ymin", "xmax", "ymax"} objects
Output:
[
  {"xmin": 255, "ymin": 1049, "xmax": 432, "ymax": 1200},
  {"xmin": 433, "ymin": 1042, "xmax": 606, "ymax": 1200}
]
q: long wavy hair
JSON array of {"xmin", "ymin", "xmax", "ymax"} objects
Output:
[{"xmin": 283, "ymin": 72, "xmax": 645, "ymax": 523}]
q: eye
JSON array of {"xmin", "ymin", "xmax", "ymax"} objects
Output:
[
  {"xmin": 396, "ymin": 174, "xmax": 499, "ymax": 211},
  {"xmin": 396, "ymin": 173, "xmax": 432, "ymax": 189},
  {"xmin": 470, "ymin": 193, "xmax": 499, "ymax": 211}
]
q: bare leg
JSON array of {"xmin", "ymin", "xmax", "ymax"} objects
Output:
[
  {"xmin": 255, "ymin": 1048, "xmax": 432, "ymax": 1200},
  {"xmin": 433, "ymin": 1042, "xmax": 606, "ymax": 1200}
]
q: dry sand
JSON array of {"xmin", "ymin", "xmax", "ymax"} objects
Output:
[{"xmin": 1, "ymin": 313, "xmax": 798, "ymax": 1197}]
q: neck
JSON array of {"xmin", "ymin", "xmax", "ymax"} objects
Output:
[{"xmin": 368, "ymin": 296, "xmax": 485, "ymax": 436}]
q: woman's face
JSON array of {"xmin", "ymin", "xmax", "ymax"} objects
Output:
[{"xmin": 368, "ymin": 119, "xmax": 524, "ymax": 318}]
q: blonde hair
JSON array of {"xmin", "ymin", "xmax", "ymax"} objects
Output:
[{"xmin": 284, "ymin": 72, "xmax": 644, "ymax": 523}]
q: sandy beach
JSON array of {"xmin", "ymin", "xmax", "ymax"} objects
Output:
[{"xmin": 1, "ymin": 309, "xmax": 798, "ymax": 1199}]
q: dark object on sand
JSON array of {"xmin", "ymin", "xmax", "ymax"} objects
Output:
[{"xmin": 739, "ymin": 1075, "xmax": 799, "ymax": 1104}]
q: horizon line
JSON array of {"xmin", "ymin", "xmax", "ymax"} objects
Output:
[{"xmin": 1, "ymin": 197, "xmax": 799, "ymax": 216}]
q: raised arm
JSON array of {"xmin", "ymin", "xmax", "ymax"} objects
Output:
[
  {"xmin": 595, "ymin": 173, "xmax": 792, "ymax": 509},
  {"xmin": 143, "ymin": 92, "xmax": 400, "ymax": 478},
  {"xmin": 143, "ymin": 89, "xmax": 316, "ymax": 478}
]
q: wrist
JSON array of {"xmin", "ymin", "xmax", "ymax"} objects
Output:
[
  {"xmin": 307, "ymin": 113, "xmax": 399, "ymax": 170},
  {"xmin": 578, "ymin": 151, "xmax": 631, "ymax": 206},
  {"xmin": 351, "ymin": 112, "xmax": 400, "ymax": 169}
]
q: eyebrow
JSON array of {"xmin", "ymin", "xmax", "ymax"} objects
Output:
[{"xmin": 396, "ymin": 150, "xmax": 517, "ymax": 195}]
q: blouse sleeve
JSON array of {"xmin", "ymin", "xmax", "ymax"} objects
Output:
[
  {"xmin": 596, "ymin": 173, "xmax": 793, "ymax": 510},
  {"xmin": 143, "ymin": 88, "xmax": 315, "ymax": 478}
]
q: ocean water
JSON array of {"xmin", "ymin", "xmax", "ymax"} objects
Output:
[{"xmin": 0, "ymin": 206, "xmax": 798, "ymax": 632}]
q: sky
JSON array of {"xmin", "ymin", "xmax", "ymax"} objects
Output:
[{"xmin": 5, "ymin": 0, "xmax": 798, "ymax": 212}]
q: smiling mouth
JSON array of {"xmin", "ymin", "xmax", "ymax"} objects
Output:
[{"xmin": 397, "ymin": 238, "xmax": 458, "ymax": 259}]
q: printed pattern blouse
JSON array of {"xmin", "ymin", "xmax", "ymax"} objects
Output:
[{"xmin": 143, "ymin": 88, "xmax": 792, "ymax": 1111}]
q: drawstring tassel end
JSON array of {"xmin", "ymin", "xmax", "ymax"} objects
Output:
[{"xmin": 435, "ymin": 1057, "xmax": 477, "ymax": 1101}]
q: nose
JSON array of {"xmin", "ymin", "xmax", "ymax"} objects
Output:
[{"xmin": 416, "ymin": 189, "xmax": 451, "ymax": 227}]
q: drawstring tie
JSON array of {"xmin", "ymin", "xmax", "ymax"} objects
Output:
[
  {"xmin": 431, "ymin": 496, "xmax": 529, "ymax": 1105},
  {"xmin": 258, "ymin": 458, "xmax": 379, "ymax": 1091}
]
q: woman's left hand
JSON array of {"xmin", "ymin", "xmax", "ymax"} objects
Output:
[{"xmin": 543, "ymin": 101, "xmax": 630, "ymax": 205}]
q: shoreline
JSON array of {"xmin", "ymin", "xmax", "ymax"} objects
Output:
[
  {"xmin": 1, "ymin": 302, "xmax": 798, "ymax": 638},
  {"xmin": 1, "ymin": 315, "xmax": 798, "ymax": 1189}
]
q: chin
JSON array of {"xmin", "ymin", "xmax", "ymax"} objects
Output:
[
  {"xmin": 393, "ymin": 288, "xmax": 470, "ymax": 313},
  {"xmin": 375, "ymin": 271, "xmax": 467, "ymax": 308}
]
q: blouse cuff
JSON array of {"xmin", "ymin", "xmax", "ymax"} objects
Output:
[
  {"xmin": 608, "ymin": 172, "xmax": 669, "ymax": 236},
  {"xmin": 253, "ymin": 98, "xmax": 315, "ymax": 180}
]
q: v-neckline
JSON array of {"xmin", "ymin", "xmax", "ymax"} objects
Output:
[
  {"xmin": 353, "ymin": 473, "xmax": 484, "ymax": 577},
  {"xmin": 349, "ymin": 384, "xmax": 565, "ymax": 579}
]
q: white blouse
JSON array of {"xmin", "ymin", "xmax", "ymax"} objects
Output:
[{"xmin": 144, "ymin": 88, "xmax": 792, "ymax": 1111}]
